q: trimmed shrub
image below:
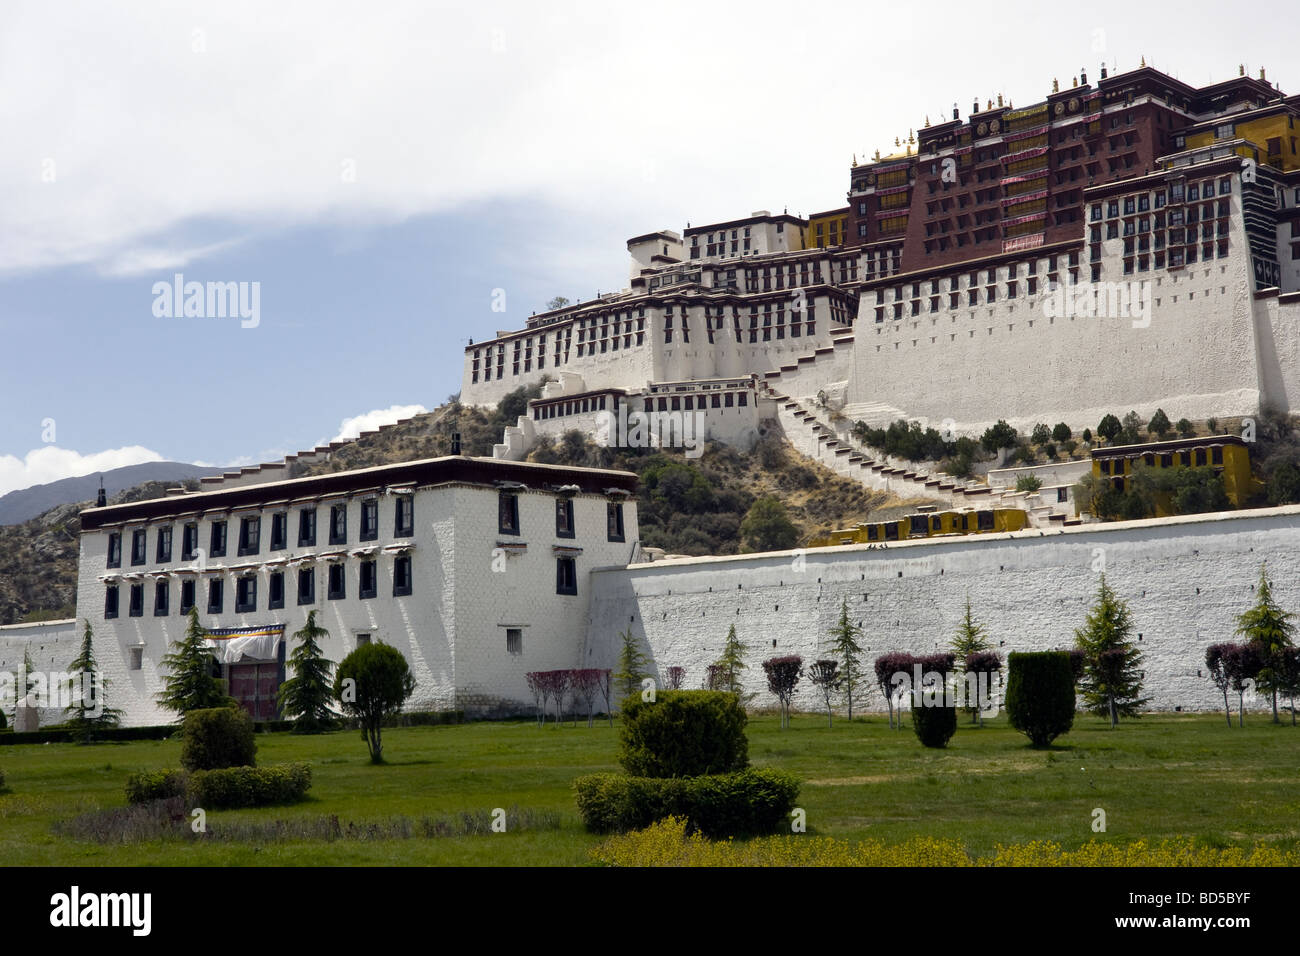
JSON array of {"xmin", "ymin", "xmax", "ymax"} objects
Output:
[
  {"xmin": 574, "ymin": 767, "xmax": 800, "ymax": 838},
  {"xmin": 911, "ymin": 702, "xmax": 957, "ymax": 748},
  {"xmin": 188, "ymin": 763, "xmax": 312, "ymax": 809},
  {"xmin": 0, "ymin": 724, "xmax": 175, "ymax": 746},
  {"xmin": 181, "ymin": 706, "xmax": 257, "ymax": 772},
  {"xmin": 1006, "ymin": 651, "xmax": 1076, "ymax": 748},
  {"xmin": 618, "ymin": 690, "xmax": 748, "ymax": 778},
  {"xmin": 125, "ymin": 769, "xmax": 188, "ymax": 804}
]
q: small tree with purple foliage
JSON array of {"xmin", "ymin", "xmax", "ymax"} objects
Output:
[
  {"xmin": 807, "ymin": 659, "xmax": 840, "ymax": 728},
  {"xmin": 763, "ymin": 656, "xmax": 803, "ymax": 729}
]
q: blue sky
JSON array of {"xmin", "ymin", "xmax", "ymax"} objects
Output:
[{"xmin": 0, "ymin": 0, "xmax": 1292, "ymax": 494}]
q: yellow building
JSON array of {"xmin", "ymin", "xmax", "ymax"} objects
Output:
[
  {"xmin": 1089, "ymin": 434, "xmax": 1263, "ymax": 516},
  {"xmin": 1182, "ymin": 106, "xmax": 1300, "ymax": 172},
  {"xmin": 807, "ymin": 208, "xmax": 849, "ymax": 249},
  {"xmin": 808, "ymin": 508, "xmax": 1028, "ymax": 548}
]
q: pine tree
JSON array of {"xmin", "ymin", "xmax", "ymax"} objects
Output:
[
  {"xmin": 951, "ymin": 596, "xmax": 991, "ymax": 723},
  {"xmin": 827, "ymin": 599, "xmax": 866, "ymax": 719},
  {"xmin": 611, "ymin": 629, "xmax": 649, "ymax": 703},
  {"xmin": 63, "ymin": 619, "xmax": 122, "ymax": 739},
  {"xmin": 158, "ymin": 607, "xmax": 231, "ymax": 717},
  {"xmin": 715, "ymin": 624, "xmax": 748, "ymax": 698},
  {"xmin": 278, "ymin": 610, "xmax": 336, "ymax": 733},
  {"xmin": 1075, "ymin": 575, "xmax": 1149, "ymax": 726},
  {"xmin": 1235, "ymin": 562, "xmax": 1296, "ymax": 723}
]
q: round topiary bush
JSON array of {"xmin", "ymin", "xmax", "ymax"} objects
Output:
[
  {"xmin": 911, "ymin": 701, "xmax": 957, "ymax": 747},
  {"xmin": 1005, "ymin": 651, "xmax": 1076, "ymax": 748},
  {"xmin": 618, "ymin": 690, "xmax": 748, "ymax": 778},
  {"xmin": 180, "ymin": 705, "xmax": 257, "ymax": 771}
]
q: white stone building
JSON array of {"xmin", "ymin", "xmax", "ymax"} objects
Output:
[{"xmin": 73, "ymin": 456, "xmax": 638, "ymax": 726}]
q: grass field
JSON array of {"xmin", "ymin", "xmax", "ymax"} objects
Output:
[{"xmin": 1, "ymin": 712, "xmax": 1297, "ymax": 866}]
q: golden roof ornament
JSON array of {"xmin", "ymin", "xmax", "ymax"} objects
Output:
[
  {"xmin": 924, "ymin": 115, "xmax": 931, "ymax": 127},
  {"xmin": 987, "ymin": 99, "xmax": 993, "ymax": 110},
  {"xmin": 852, "ymin": 153, "xmax": 857, "ymax": 167},
  {"xmin": 1239, "ymin": 63, "xmax": 1245, "ymax": 76},
  {"xmin": 895, "ymin": 136, "xmax": 901, "ymax": 147},
  {"xmin": 873, "ymin": 148, "xmax": 881, "ymax": 161},
  {"xmin": 1260, "ymin": 67, "xmax": 1267, "ymax": 81},
  {"xmin": 1053, "ymin": 77, "xmax": 1059, "ymax": 93},
  {"xmin": 1140, "ymin": 55, "xmax": 1146, "ymax": 68}
]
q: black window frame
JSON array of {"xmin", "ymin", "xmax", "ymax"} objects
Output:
[
  {"xmin": 327, "ymin": 562, "xmax": 346, "ymax": 600},
  {"xmin": 153, "ymin": 580, "xmax": 169, "ymax": 616},
  {"xmin": 297, "ymin": 567, "xmax": 316, "ymax": 605},
  {"xmin": 130, "ymin": 529, "xmax": 147, "ymax": 566},
  {"xmin": 270, "ymin": 512, "xmax": 288, "ymax": 551},
  {"xmin": 104, "ymin": 585, "xmax": 120, "ymax": 619},
  {"xmin": 329, "ymin": 504, "xmax": 348, "ymax": 546},
  {"xmin": 298, "ymin": 508, "xmax": 317, "ymax": 547},
  {"xmin": 180, "ymin": 579, "xmax": 196, "ymax": 615},
  {"xmin": 209, "ymin": 520, "xmax": 228, "ymax": 558},
  {"xmin": 359, "ymin": 559, "xmax": 378, "ymax": 599},
  {"xmin": 181, "ymin": 523, "xmax": 198, "ymax": 561},
  {"xmin": 556, "ymin": 498, "xmax": 575, "ymax": 538},
  {"xmin": 156, "ymin": 525, "xmax": 173, "ymax": 563},
  {"xmin": 498, "ymin": 492, "xmax": 520, "ymax": 535},
  {"xmin": 238, "ymin": 515, "xmax": 261, "ymax": 556},
  {"xmin": 556, "ymin": 556, "xmax": 578, "ymax": 595},
  {"xmin": 393, "ymin": 555, "xmax": 413, "ymax": 597},
  {"xmin": 360, "ymin": 498, "xmax": 379, "ymax": 542},
  {"xmin": 394, "ymin": 496, "xmax": 414, "ymax": 537},
  {"xmin": 235, "ymin": 575, "xmax": 257, "ymax": 613},
  {"xmin": 607, "ymin": 502, "xmax": 625, "ymax": 542},
  {"xmin": 268, "ymin": 571, "xmax": 285, "ymax": 610},
  {"xmin": 207, "ymin": 578, "xmax": 224, "ymax": 614},
  {"xmin": 128, "ymin": 583, "xmax": 144, "ymax": 617},
  {"xmin": 106, "ymin": 532, "xmax": 122, "ymax": 568}
]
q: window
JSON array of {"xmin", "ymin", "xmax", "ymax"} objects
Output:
[
  {"xmin": 499, "ymin": 492, "xmax": 520, "ymax": 535},
  {"xmin": 270, "ymin": 513, "xmax": 287, "ymax": 551},
  {"xmin": 298, "ymin": 508, "xmax": 317, "ymax": 547},
  {"xmin": 129, "ymin": 646, "xmax": 143, "ymax": 671},
  {"xmin": 207, "ymin": 579, "xmax": 223, "ymax": 614},
  {"xmin": 128, "ymin": 584, "xmax": 144, "ymax": 617},
  {"xmin": 329, "ymin": 504, "xmax": 348, "ymax": 545},
  {"xmin": 156, "ymin": 526, "xmax": 173, "ymax": 563},
  {"xmin": 556, "ymin": 498, "xmax": 575, "ymax": 538},
  {"xmin": 107, "ymin": 532, "xmax": 123, "ymax": 568},
  {"xmin": 556, "ymin": 556, "xmax": 577, "ymax": 595},
  {"xmin": 328, "ymin": 562, "xmax": 346, "ymax": 600},
  {"xmin": 607, "ymin": 502, "xmax": 625, "ymax": 542},
  {"xmin": 297, "ymin": 568, "xmax": 316, "ymax": 605},
  {"xmin": 181, "ymin": 523, "xmax": 198, "ymax": 561},
  {"xmin": 104, "ymin": 585, "xmax": 119, "ymax": 618},
  {"xmin": 355, "ymin": 633, "xmax": 371, "ymax": 648},
  {"xmin": 977, "ymin": 511, "xmax": 994, "ymax": 531},
  {"xmin": 131, "ymin": 529, "xmax": 147, "ymax": 566},
  {"xmin": 1057, "ymin": 488, "xmax": 1068, "ymax": 503},
  {"xmin": 506, "ymin": 628, "xmax": 523, "ymax": 655},
  {"xmin": 210, "ymin": 520, "xmax": 227, "ymax": 558},
  {"xmin": 359, "ymin": 560, "xmax": 377, "ymax": 599},
  {"xmin": 180, "ymin": 579, "xmax": 195, "ymax": 615},
  {"xmin": 360, "ymin": 499, "xmax": 379, "ymax": 541},
  {"xmin": 393, "ymin": 555, "xmax": 413, "ymax": 596},
  {"xmin": 235, "ymin": 576, "xmax": 257, "ymax": 613},
  {"xmin": 268, "ymin": 571, "xmax": 285, "ymax": 610},
  {"xmin": 238, "ymin": 515, "xmax": 260, "ymax": 556},
  {"xmin": 394, "ymin": 496, "xmax": 414, "ymax": 537},
  {"xmin": 154, "ymin": 580, "xmax": 169, "ymax": 616},
  {"xmin": 1211, "ymin": 447, "xmax": 1223, "ymax": 465}
]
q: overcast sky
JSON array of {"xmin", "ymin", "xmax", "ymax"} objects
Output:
[{"xmin": 0, "ymin": 0, "xmax": 1291, "ymax": 495}]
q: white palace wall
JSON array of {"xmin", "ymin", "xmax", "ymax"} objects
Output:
[{"xmin": 584, "ymin": 505, "xmax": 1300, "ymax": 716}]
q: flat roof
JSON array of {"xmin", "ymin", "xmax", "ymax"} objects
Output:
[{"xmin": 81, "ymin": 456, "xmax": 638, "ymax": 532}]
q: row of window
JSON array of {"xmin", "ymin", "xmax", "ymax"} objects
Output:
[
  {"xmin": 106, "ymin": 497, "xmax": 414, "ymax": 568},
  {"xmin": 105, "ymin": 555, "xmax": 415, "ymax": 618},
  {"xmin": 497, "ymin": 495, "xmax": 625, "ymax": 542}
]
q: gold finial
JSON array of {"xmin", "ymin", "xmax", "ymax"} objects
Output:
[
  {"xmin": 987, "ymin": 98, "xmax": 993, "ymax": 110},
  {"xmin": 907, "ymin": 129, "xmax": 915, "ymax": 144},
  {"xmin": 924, "ymin": 114, "xmax": 931, "ymax": 127},
  {"xmin": 873, "ymin": 148, "xmax": 881, "ymax": 161},
  {"xmin": 1072, "ymin": 77, "xmax": 1078, "ymax": 88},
  {"xmin": 1260, "ymin": 67, "xmax": 1267, "ymax": 81},
  {"xmin": 895, "ymin": 136, "xmax": 901, "ymax": 147},
  {"xmin": 1140, "ymin": 54, "xmax": 1146, "ymax": 68},
  {"xmin": 852, "ymin": 153, "xmax": 857, "ymax": 167},
  {"xmin": 1239, "ymin": 63, "xmax": 1245, "ymax": 76},
  {"xmin": 997, "ymin": 93, "xmax": 1004, "ymax": 107},
  {"xmin": 1053, "ymin": 77, "xmax": 1059, "ymax": 93}
]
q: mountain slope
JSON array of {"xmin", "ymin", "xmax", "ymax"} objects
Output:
[{"xmin": 0, "ymin": 462, "xmax": 222, "ymax": 526}]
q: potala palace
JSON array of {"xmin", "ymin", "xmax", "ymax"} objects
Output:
[{"xmin": 5, "ymin": 63, "xmax": 1300, "ymax": 726}]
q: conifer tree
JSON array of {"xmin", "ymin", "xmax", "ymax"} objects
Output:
[
  {"xmin": 278, "ymin": 610, "xmax": 336, "ymax": 733},
  {"xmin": 951, "ymin": 596, "xmax": 992, "ymax": 722},
  {"xmin": 1075, "ymin": 575, "xmax": 1149, "ymax": 726},
  {"xmin": 1235, "ymin": 562, "xmax": 1296, "ymax": 723},
  {"xmin": 827, "ymin": 599, "xmax": 866, "ymax": 719},
  {"xmin": 63, "ymin": 619, "xmax": 122, "ymax": 738},
  {"xmin": 612, "ymin": 629, "xmax": 649, "ymax": 703},
  {"xmin": 158, "ymin": 607, "xmax": 231, "ymax": 717},
  {"xmin": 715, "ymin": 624, "xmax": 748, "ymax": 698}
]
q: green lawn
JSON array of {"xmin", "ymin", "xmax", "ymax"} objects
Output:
[{"xmin": 1, "ymin": 712, "xmax": 1297, "ymax": 865}]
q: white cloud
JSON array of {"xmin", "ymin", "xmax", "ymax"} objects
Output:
[
  {"xmin": 0, "ymin": 445, "xmax": 166, "ymax": 497},
  {"xmin": 96, "ymin": 237, "xmax": 247, "ymax": 278},
  {"xmin": 329, "ymin": 404, "xmax": 428, "ymax": 444}
]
